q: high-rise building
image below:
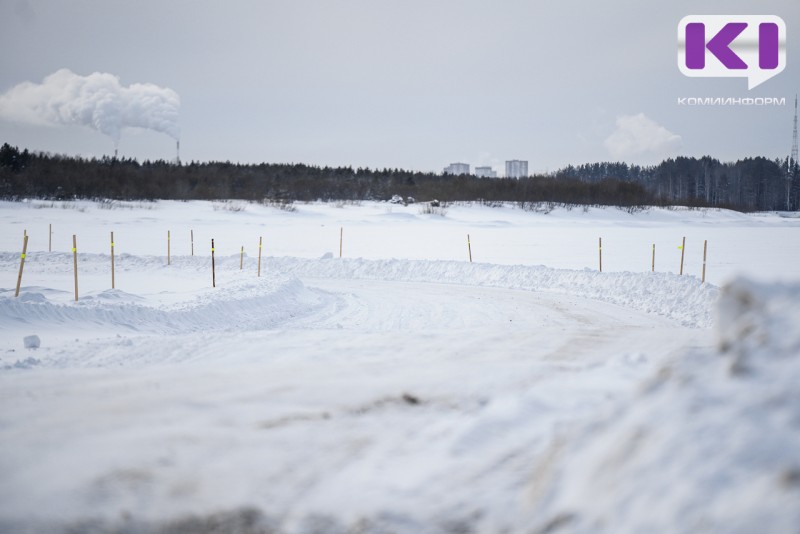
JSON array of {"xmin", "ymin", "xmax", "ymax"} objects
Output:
[
  {"xmin": 475, "ymin": 166, "xmax": 497, "ymax": 178},
  {"xmin": 444, "ymin": 162, "xmax": 470, "ymax": 175},
  {"xmin": 505, "ymin": 160, "xmax": 528, "ymax": 179}
]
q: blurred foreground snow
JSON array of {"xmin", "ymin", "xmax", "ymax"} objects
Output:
[{"xmin": 529, "ymin": 278, "xmax": 800, "ymax": 533}]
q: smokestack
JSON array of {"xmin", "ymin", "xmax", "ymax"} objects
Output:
[
  {"xmin": 114, "ymin": 148, "xmax": 118, "ymax": 159},
  {"xmin": 176, "ymin": 140, "xmax": 180, "ymax": 165}
]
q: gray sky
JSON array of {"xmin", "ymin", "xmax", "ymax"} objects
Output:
[{"xmin": 1, "ymin": 0, "xmax": 798, "ymax": 174}]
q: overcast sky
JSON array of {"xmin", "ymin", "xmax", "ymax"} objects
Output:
[{"xmin": 1, "ymin": 0, "xmax": 798, "ymax": 174}]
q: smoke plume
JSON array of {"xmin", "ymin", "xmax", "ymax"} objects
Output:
[{"xmin": 0, "ymin": 69, "xmax": 180, "ymax": 147}]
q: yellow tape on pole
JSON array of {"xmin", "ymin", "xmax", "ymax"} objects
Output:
[{"xmin": 15, "ymin": 235, "xmax": 28, "ymax": 297}]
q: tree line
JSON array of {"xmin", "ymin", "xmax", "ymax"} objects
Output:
[
  {"xmin": 556, "ymin": 156, "xmax": 799, "ymax": 211},
  {"xmin": 1, "ymin": 142, "xmax": 797, "ymax": 211}
]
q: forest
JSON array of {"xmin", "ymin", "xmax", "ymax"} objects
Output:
[{"xmin": 1, "ymin": 142, "xmax": 798, "ymax": 212}]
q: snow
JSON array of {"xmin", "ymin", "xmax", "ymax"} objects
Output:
[
  {"xmin": 23, "ymin": 334, "xmax": 40, "ymax": 349},
  {"xmin": 528, "ymin": 278, "xmax": 800, "ymax": 533},
  {"xmin": 1, "ymin": 200, "xmax": 799, "ymax": 532}
]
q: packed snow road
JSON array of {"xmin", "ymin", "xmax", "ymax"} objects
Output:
[{"xmin": 0, "ymin": 273, "xmax": 709, "ymax": 533}]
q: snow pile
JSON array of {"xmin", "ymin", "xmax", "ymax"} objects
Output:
[
  {"xmin": 529, "ymin": 278, "xmax": 800, "ymax": 532},
  {"xmin": 270, "ymin": 257, "xmax": 717, "ymax": 328}
]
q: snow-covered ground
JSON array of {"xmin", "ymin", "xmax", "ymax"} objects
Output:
[{"xmin": 1, "ymin": 200, "xmax": 799, "ymax": 533}]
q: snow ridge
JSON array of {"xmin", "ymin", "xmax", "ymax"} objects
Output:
[
  {"xmin": 268, "ymin": 257, "xmax": 718, "ymax": 328},
  {"xmin": 0, "ymin": 277, "xmax": 322, "ymax": 336}
]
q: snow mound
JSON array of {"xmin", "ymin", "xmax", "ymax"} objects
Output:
[
  {"xmin": 529, "ymin": 278, "xmax": 800, "ymax": 532},
  {"xmin": 1, "ymin": 278, "xmax": 322, "ymax": 336},
  {"xmin": 269, "ymin": 257, "xmax": 717, "ymax": 328}
]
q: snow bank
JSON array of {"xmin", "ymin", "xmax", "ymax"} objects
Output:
[
  {"xmin": 529, "ymin": 278, "xmax": 800, "ymax": 532},
  {"xmin": 0, "ymin": 276, "xmax": 322, "ymax": 337},
  {"xmin": 2, "ymin": 253, "xmax": 716, "ymax": 332},
  {"xmin": 269, "ymin": 257, "xmax": 717, "ymax": 328}
]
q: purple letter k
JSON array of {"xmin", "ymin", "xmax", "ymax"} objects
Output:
[{"xmin": 686, "ymin": 22, "xmax": 748, "ymax": 70}]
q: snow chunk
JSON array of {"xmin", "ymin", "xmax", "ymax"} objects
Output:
[{"xmin": 23, "ymin": 335, "xmax": 40, "ymax": 349}]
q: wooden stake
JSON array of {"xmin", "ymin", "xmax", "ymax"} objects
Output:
[
  {"xmin": 49, "ymin": 223, "xmax": 52, "ymax": 252},
  {"xmin": 191, "ymin": 229, "xmax": 194, "ymax": 256},
  {"xmin": 467, "ymin": 234, "xmax": 473, "ymax": 263},
  {"xmin": 14, "ymin": 235, "xmax": 29, "ymax": 297},
  {"xmin": 167, "ymin": 230, "xmax": 171, "ymax": 265},
  {"xmin": 599, "ymin": 237, "xmax": 603, "ymax": 272},
  {"xmin": 211, "ymin": 238, "xmax": 216, "ymax": 288},
  {"xmin": 339, "ymin": 227, "xmax": 343, "ymax": 258},
  {"xmin": 702, "ymin": 240, "xmax": 708, "ymax": 284},
  {"xmin": 111, "ymin": 231, "xmax": 116, "ymax": 289},
  {"xmin": 679, "ymin": 236, "xmax": 686, "ymax": 275},
  {"xmin": 72, "ymin": 234, "xmax": 79, "ymax": 301},
  {"xmin": 257, "ymin": 236, "xmax": 263, "ymax": 277},
  {"xmin": 652, "ymin": 243, "xmax": 655, "ymax": 272},
  {"xmin": 240, "ymin": 246, "xmax": 244, "ymax": 270}
]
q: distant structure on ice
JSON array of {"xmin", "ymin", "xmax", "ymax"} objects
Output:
[
  {"xmin": 505, "ymin": 160, "xmax": 528, "ymax": 179},
  {"xmin": 444, "ymin": 162, "xmax": 470, "ymax": 175}
]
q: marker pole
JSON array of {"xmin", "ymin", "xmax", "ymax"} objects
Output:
[
  {"xmin": 599, "ymin": 237, "xmax": 603, "ymax": 272},
  {"xmin": 15, "ymin": 235, "xmax": 29, "ymax": 297},
  {"xmin": 72, "ymin": 235, "xmax": 79, "ymax": 301},
  {"xmin": 211, "ymin": 239, "xmax": 216, "ymax": 288},
  {"xmin": 702, "ymin": 240, "xmax": 708, "ymax": 283},
  {"xmin": 652, "ymin": 243, "xmax": 655, "ymax": 272},
  {"xmin": 679, "ymin": 236, "xmax": 686, "ymax": 275},
  {"xmin": 111, "ymin": 231, "xmax": 115, "ymax": 289},
  {"xmin": 258, "ymin": 237, "xmax": 263, "ymax": 277}
]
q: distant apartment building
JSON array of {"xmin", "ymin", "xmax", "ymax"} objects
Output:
[
  {"xmin": 474, "ymin": 166, "xmax": 497, "ymax": 178},
  {"xmin": 444, "ymin": 162, "xmax": 470, "ymax": 175},
  {"xmin": 505, "ymin": 160, "xmax": 528, "ymax": 179}
]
